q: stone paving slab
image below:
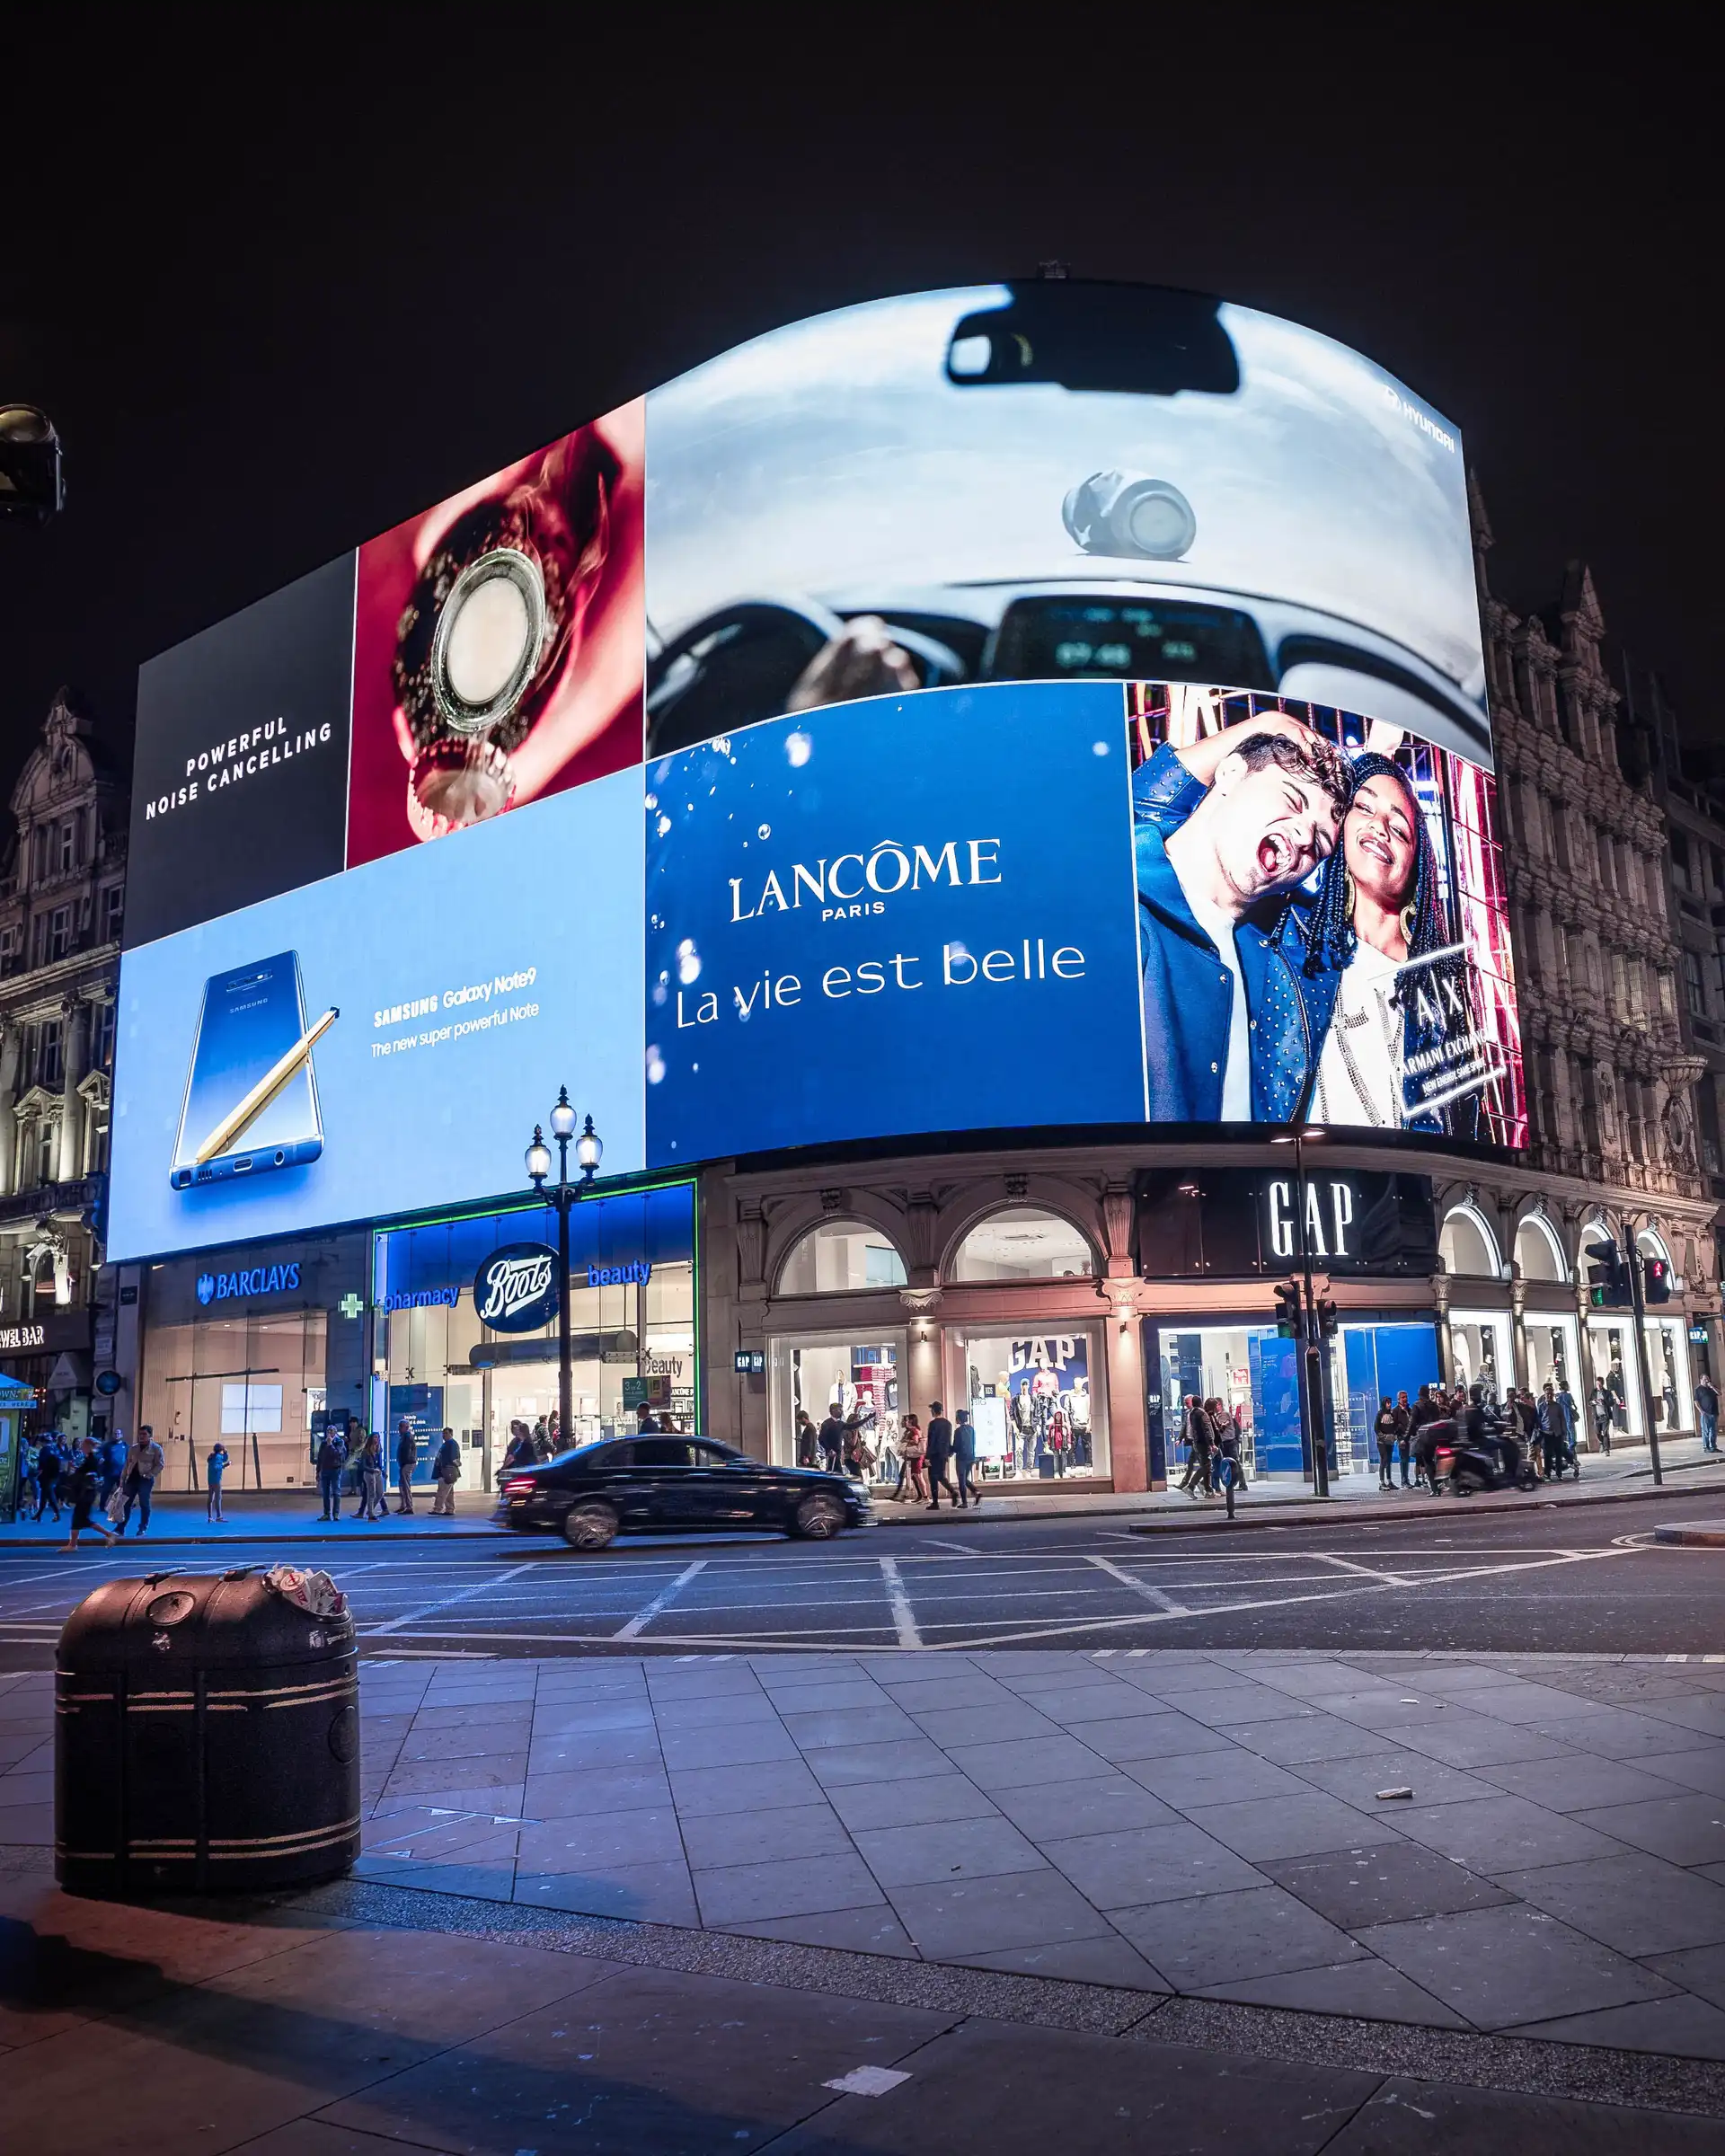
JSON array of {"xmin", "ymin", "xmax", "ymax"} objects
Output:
[{"xmin": 13, "ymin": 1646, "xmax": 1725, "ymax": 2067}]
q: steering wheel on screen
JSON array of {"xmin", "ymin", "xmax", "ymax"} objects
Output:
[{"xmin": 644, "ymin": 596, "xmax": 964, "ymax": 758}]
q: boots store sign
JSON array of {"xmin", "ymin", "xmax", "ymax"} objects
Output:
[{"xmin": 473, "ymin": 1243, "xmax": 562, "ymax": 1332}]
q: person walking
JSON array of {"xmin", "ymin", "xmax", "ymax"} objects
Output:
[
  {"xmin": 1589, "ymin": 1377, "xmax": 1614, "ymax": 1457},
  {"xmin": 357, "ymin": 1432, "xmax": 387, "ymax": 1520},
  {"xmin": 1390, "ymin": 1391, "xmax": 1412, "ymax": 1487},
  {"xmin": 953, "ymin": 1408, "xmax": 978, "ymax": 1507},
  {"xmin": 1697, "ymin": 1374, "xmax": 1720, "ymax": 1454},
  {"xmin": 394, "ymin": 1420, "xmax": 418, "ymax": 1514},
  {"xmin": 1374, "ymin": 1397, "xmax": 1396, "ymax": 1489},
  {"xmin": 59, "ymin": 1437, "xmax": 119, "ymax": 1553},
  {"xmin": 924, "ymin": 1402, "xmax": 958, "ymax": 1509},
  {"xmin": 120, "ymin": 1427, "xmax": 165, "ymax": 1534},
  {"xmin": 794, "ymin": 1409, "xmax": 819, "ymax": 1467},
  {"xmin": 430, "ymin": 1427, "xmax": 462, "ymax": 1515},
  {"xmin": 97, "ymin": 1429, "xmax": 127, "ymax": 1512},
  {"xmin": 1214, "ymin": 1410, "xmax": 1242, "ymax": 1521},
  {"xmin": 1179, "ymin": 1400, "xmax": 1213, "ymax": 1497},
  {"xmin": 896, "ymin": 1415, "xmax": 927, "ymax": 1502},
  {"xmin": 1407, "ymin": 1384, "xmax": 1442, "ymax": 1494},
  {"xmin": 315, "ymin": 1427, "xmax": 346, "ymax": 1520},
  {"xmin": 817, "ymin": 1405, "xmax": 847, "ymax": 1475},
  {"xmin": 32, "ymin": 1434, "xmax": 64, "ymax": 1522},
  {"xmin": 205, "ymin": 1440, "xmax": 230, "ymax": 1522}
]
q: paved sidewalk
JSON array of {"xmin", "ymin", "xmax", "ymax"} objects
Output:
[
  {"xmin": 4, "ymin": 1860, "xmax": 1724, "ymax": 2153},
  {"xmin": 11, "ymin": 1648, "xmax": 1725, "ymax": 2063},
  {"xmin": 5, "ymin": 1445, "xmax": 1721, "ymax": 1546}
]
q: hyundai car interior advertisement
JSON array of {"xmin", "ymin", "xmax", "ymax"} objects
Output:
[{"xmin": 111, "ymin": 281, "xmax": 1521, "ymax": 1263}]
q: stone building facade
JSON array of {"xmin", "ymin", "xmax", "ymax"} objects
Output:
[{"xmin": 0, "ymin": 690, "xmax": 128, "ymax": 1430}]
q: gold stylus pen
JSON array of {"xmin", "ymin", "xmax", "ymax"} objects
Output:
[{"xmin": 195, "ymin": 1007, "xmax": 339, "ymax": 1165}]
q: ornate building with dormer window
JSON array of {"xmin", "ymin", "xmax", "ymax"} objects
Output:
[{"xmin": 0, "ymin": 689, "xmax": 128, "ymax": 1429}]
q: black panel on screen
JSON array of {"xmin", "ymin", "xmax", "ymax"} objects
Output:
[{"xmin": 126, "ymin": 554, "xmax": 355, "ymax": 949}]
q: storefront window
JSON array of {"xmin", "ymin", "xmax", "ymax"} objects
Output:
[
  {"xmin": 376, "ymin": 1182, "xmax": 696, "ymax": 1482},
  {"xmin": 769, "ymin": 1328, "xmax": 905, "ymax": 1473},
  {"xmin": 1160, "ymin": 1324, "xmax": 1301, "ymax": 1477},
  {"xmin": 1587, "ymin": 1315, "xmax": 1643, "ymax": 1438},
  {"xmin": 778, "ymin": 1220, "xmax": 906, "ymax": 1294},
  {"xmin": 1332, "ymin": 1322, "xmax": 1441, "ymax": 1475},
  {"xmin": 1449, "ymin": 1309, "xmax": 1514, "ymax": 1402},
  {"xmin": 1524, "ymin": 1312, "xmax": 1582, "ymax": 1400},
  {"xmin": 951, "ymin": 1208, "xmax": 1094, "ymax": 1282},
  {"xmin": 140, "ymin": 1305, "xmax": 329, "ymax": 1492},
  {"xmin": 1644, "ymin": 1317, "xmax": 1694, "ymax": 1433},
  {"xmin": 960, "ymin": 1330, "xmax": 1105, "ymax": 1480}
]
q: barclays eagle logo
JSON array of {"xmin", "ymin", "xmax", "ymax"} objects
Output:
[{"xmin": 197, "ymin": 1273, "xmax": 217, "ymax": 1306}]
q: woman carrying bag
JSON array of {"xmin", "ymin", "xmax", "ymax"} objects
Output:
[{"xmin": 896, "ymin": 1416, "xmax": 927, "ymax": 1502}]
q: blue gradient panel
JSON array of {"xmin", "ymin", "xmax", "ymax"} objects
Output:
[{"xmin": 110, "ymin": 770, "xmax": 645, "ymax": 1261}]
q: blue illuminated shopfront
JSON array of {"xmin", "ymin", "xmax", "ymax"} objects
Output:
[
  {"xmin": 1139, "ymin": 1165, "xmax": 1441, "ymax": 1482},
  {"xmin": 371, "ymin": 1180, "xmax": 698, "ymax": 1487}
]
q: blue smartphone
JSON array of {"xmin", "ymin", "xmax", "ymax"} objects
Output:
[{"xmin": 171, "ymin": 951, "xmax": 324, "ymax": 1190}]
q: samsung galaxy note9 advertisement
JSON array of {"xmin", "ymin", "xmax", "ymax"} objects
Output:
[
  {"xmin": 111, "ymin": 280, "xmax": 1521, "ymax": 1264},
  {"xmin": 109, "ymin": 768, "xmax": 645, "ymax": 1262}
]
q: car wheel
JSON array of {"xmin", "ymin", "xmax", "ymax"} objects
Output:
[
  {"xmin": 562, "ymin": 1500, "xmax": 618, "ymax": 1551},
  {"xmin": 792, "ymin": 1493, "xmax": 846, "ymax": 1540}
]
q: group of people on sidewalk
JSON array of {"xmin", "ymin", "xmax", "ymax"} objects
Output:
[
  {"xmin": 1175, "ymin": 1399, "xmax": 1246, "ymax": 1516},
  {"xmin": 313, "ymin": 1418, "xmax": 464, "ymax": 1523},
  {"xmin": 796, "ymin": 1399, "xmax": 982, "ymax": 1508},
  {"xmin": 13, "ymin": 1426, "xmax": 169, "ymax": 1551}
]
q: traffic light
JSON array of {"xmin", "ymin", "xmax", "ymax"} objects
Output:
[
  {"xmin": 1584, "ymin": 1237, "xmax": 1630, "ymax": 1308},
  {"xmin": 1273, "ymin": 1281, "xmax": 1302, "ymax": 1339},
  {"xmin": 1643, "ymin": 1256, "xmax": 1672, "ymax": 1304},
  {"xmin": 1316, "ymin": 1295, "xmax": 1339, "ymax": 1339}
]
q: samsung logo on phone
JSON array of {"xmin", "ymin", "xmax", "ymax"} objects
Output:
[
  {"xmin": 196, "ymin": 1262, "xmax": 302, "ymax": 1306},
  {"xmin": 588, "ymin": 1260, "xmax": 652, "ymax": 1287}
]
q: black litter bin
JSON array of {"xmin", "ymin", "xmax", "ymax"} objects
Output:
[{"xmin": 56, "ymin": 1565, "xmax": 360, "ymax": 1897}]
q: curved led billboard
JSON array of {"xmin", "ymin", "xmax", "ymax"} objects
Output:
[{"xmin": 111, "ymin": 283, "xmax": 1520, "ymax": 1263}]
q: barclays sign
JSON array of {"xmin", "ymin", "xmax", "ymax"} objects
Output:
[
  {"xmin": 473, "ymin": 1242, "xmax": 562, "ymax": 1333},
  {"xmin": 196, "ymin": 1261, "xmax": 303, "ymax": 1306}
]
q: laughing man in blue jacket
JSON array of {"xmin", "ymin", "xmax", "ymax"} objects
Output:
[{"xmin": 1134, "ymin": 720, "xmax": 1351, "ymax": 1123}]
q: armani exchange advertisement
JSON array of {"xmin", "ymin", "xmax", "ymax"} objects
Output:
[{"xmin": 111, "ymin": 281, "xmax": 1521, "ymax": 1264}]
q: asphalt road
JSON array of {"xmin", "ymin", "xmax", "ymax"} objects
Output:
[{"xmin": 1, "ymin": 1491, "xmax": 1721, "ymax": 1665}]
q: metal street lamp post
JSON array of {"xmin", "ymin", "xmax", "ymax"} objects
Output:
[
  {"xmin": 1274, "ymin": 1126, "xmax": 1331, "ymax": 1498},
  {"xmin": 526, "ymin": 1090, "xmax": 602, "ymax": 1454}
]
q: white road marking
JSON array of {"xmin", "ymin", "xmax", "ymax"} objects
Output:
[
  {"xmin": 1311, "ymin": 1551, "xmax": 1418, "ymax": 1588},
  {"xmin": 614, "ymin": 1560, "xmax": 709, "ymax": 1641},
  {"xmin": 364, "ymin": 1561, "xmax": 540, "ymax": 1636},
  {"xmin": 879, "ymin": 1556, "xmax": 922, "ymax": 1648},
  {"xmin": 927, "ymin": 1539, "xmax": 984, "ymax": 1557},
  {"xmin": 1085, "ymin": 1552, "xmax": 1188, "ymax": 1613}
]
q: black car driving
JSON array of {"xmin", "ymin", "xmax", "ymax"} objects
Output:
[{"xmin": 497, "ymin": 1434, "xmax": 873, "ymax": 1549}]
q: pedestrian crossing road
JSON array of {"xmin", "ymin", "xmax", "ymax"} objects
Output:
[{"xmin": 0, "ymin": 1494, "xmax": 1719, "ymax": 1666}]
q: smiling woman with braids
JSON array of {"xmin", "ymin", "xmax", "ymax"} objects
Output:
[
  {"xmin": 1304, "ymin": 750, "xmax": 1480, "ymax": 1139},
  {"xmin": 1131, "ymin": 713, "xmax": 1483, "ymax": 1135}
]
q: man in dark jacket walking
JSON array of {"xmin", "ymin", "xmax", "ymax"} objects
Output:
[
  {"xmin": 953, "ymin": 1409, "xmax": 978, "ymax": 1507},
  {"xmin": 818, "ymin": 1408, "xmax": 846, "ymax": 1474},
  {"xmin": 395, "ymin": 1420, "xmax": 418, "ymax": 1514},
  {"xmin": 924, "ymin": 1402, "xmax": 957, "ymax": 1510}
]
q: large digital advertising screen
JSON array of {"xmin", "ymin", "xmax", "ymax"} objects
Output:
[{"xmin": 110, "ymin": 282, "xmax": 1518, "ymax": 1264}]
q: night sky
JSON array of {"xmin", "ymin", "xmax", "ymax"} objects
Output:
[{"xmin": 2, "ymin": 17, "xmax": 1713, "ymax": 802}]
